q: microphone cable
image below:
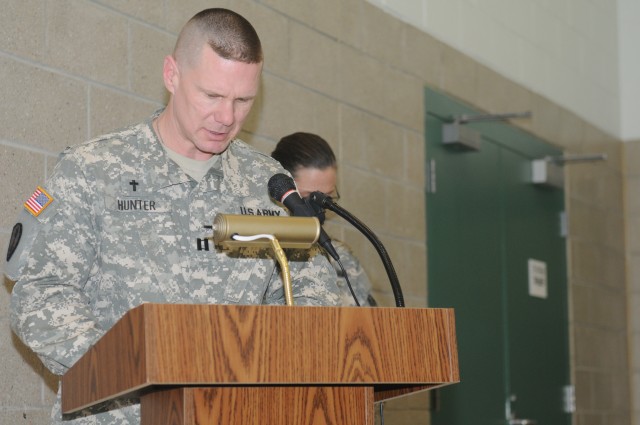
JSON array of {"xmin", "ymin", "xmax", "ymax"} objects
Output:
[
  {"xmin": 309, "ymin": 191, "xmax": 405, "ymax": 308},
  {"xmin": 333, "ymin": 256, "xmax": 361, "ymax": 307}
]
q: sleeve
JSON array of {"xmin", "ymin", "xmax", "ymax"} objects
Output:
[
  {"xmin": 332, "ymin": 241, "xmax": 374, "ymax": 306},
  {"xmin": 263, "ymin": 245, "xmax": 342, "ymax": 307},
  {"xmin": 9, "ymin": 151, "xmax": 105, "ymax": 375}
]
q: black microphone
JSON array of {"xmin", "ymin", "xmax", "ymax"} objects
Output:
[{"xmin": 267, "ymin": 173, "xmax": 340, "ymax": 261}]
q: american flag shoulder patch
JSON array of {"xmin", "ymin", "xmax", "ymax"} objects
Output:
[{"xmin": 24, "ymin": 186, "xmax": 54, "ymax": 217}]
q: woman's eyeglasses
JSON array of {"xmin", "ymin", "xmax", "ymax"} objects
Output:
[
  {"xmin": 300, "ymin": 188, "xmax": 340, "ymax": 202},
  {"xmin": 327, "ymin": 188, "xmax": 340, "ymax": 202}
]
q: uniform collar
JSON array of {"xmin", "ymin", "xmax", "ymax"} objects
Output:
[
  {"xmin": 140, "ymin": 116, "xmax": 191, "ymax": 190},
  {"xmin": 219, "ymin": 142, "xmax": 251, "ymax": 197},
  {"xmin": 140, "ymin": 112, "xmax": 250, "ymax": 197}
]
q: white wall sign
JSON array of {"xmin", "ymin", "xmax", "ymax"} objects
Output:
[{"xmin": 528, "ymin": 259, "xmax": 548, "ymax": 299}]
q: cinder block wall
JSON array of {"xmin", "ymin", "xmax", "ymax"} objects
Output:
[{"xmin": 0, "ymin": 0, "xmax": 630, "ymax": 424}]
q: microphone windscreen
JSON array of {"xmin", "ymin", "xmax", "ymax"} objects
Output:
[{"xmin": 268, "ymin": 173, "xmax": 296, "ymax": 202}]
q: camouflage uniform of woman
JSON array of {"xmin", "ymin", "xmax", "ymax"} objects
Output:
[
  {"xmin": 272, "ymin": 132, "xmax": 377, "ymax": 307},
  {"xmin": 7, "ymin": 9, "xmax": 340, "ymax": 425}
]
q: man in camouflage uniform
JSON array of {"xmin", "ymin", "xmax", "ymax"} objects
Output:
[
  {"xmin": 271, "ymin": 132, "xmax": 377, "ymax": 307},
  {"xmin": 6, "ymin": 9, "xmax": 340, "ymax": 425}
]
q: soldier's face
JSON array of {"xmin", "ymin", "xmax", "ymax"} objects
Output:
[{"xmin": 166, "ymin": 47, "xmax": 262, "ymax": 159}]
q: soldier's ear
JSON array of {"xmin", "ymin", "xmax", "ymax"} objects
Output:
[{"xmin": 163, "ymin": 55, "xmax": 179, "ymax": 94}]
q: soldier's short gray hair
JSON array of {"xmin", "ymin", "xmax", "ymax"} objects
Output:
[{"xmin": 174, "ymin": 8, "xmax": 263, "ymax": 67}]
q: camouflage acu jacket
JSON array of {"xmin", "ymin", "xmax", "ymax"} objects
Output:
[
  {"xmin": 329, "ymin": 240, "xmax": 375, "ymax": 306},
  {"xmin": 7, "ymin": 113, "xmax": 340, "ymax": 424}
]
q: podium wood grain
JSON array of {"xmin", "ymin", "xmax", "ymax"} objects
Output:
[
  {"xmin": 140, "ymin": 386, "xmax": 375, "ymax": 425},
  {"xmin": 62, "ymin": 304, "xmax": 458, "ymax": 421}
]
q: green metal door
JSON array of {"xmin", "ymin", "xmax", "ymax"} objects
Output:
[{"xmin": 426, "ymin": 88, "xmax": 571, "ymax": 425}]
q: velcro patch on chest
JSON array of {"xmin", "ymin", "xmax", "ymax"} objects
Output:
[{"xmin": 106, "ymin": 196, "xmax": 171, "ymax": 213}]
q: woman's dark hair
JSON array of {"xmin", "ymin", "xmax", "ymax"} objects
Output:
[{"xmin": 271, "ymin": 132, "xmax": 337, "ymax": 176}]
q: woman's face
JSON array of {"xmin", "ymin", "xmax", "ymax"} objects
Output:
[{"xmin": 293, "ymin": 166, "xmax": 338, "ymax": 199}]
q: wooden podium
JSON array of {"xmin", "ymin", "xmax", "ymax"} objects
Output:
[{"xmin": 61, "ymin": 304, "xmax": 458, "ymax": 424}]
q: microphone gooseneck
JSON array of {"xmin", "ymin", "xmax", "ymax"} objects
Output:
[
  {"xmin": 309, "ymin": 191, "xmax": 405, "ymax": 308},
  {"xmin": 268, "ymin": 174, "xmax": 340, "ymax": 262}
]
